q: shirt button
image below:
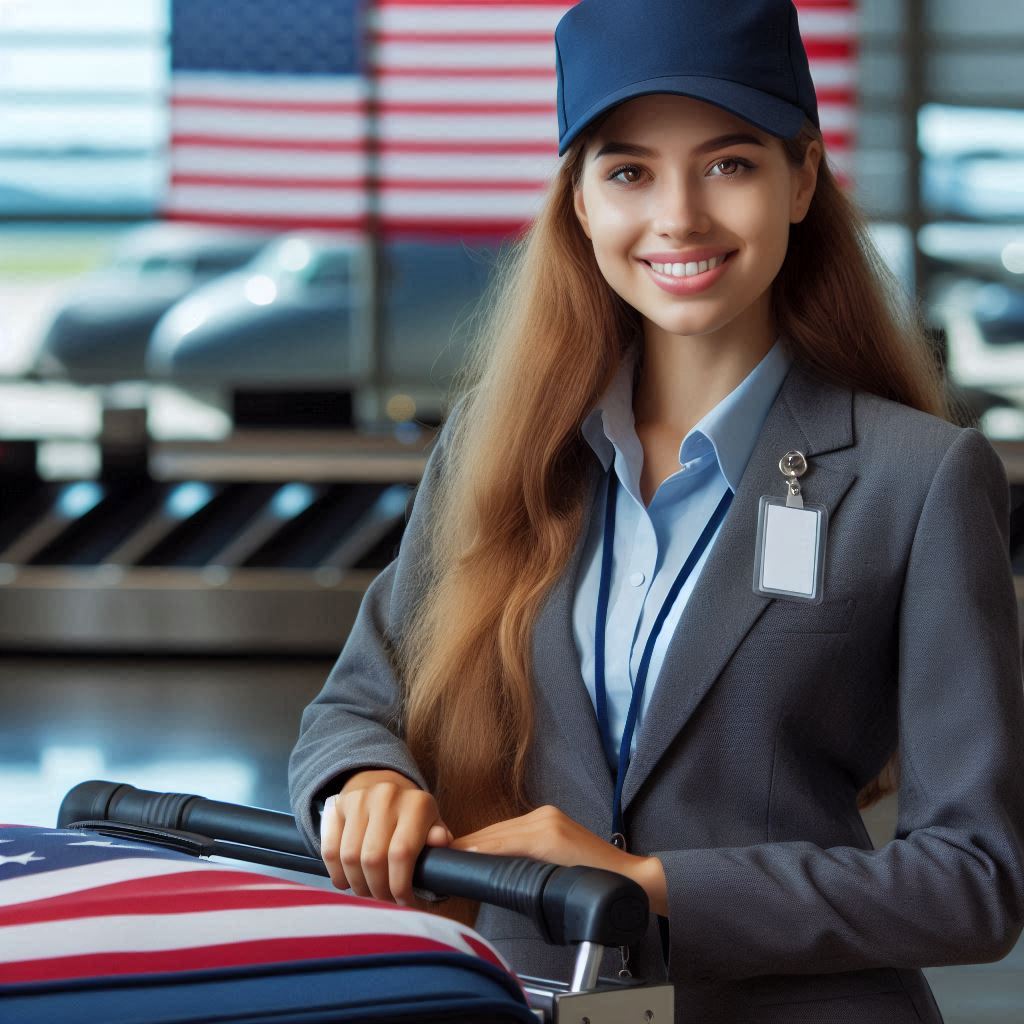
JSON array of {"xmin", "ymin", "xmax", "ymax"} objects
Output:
[{"xmin": 629, "ymin": 571, "xmax": 646, "ymax": 587}]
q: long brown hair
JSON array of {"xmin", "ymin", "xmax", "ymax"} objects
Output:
[{"xmin": 393, "ymin": 116, "xmax": 953, "ymax": 908}]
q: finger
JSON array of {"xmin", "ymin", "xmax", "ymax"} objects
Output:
[
  {"xmin": 388, "ymin": 813, "xmax": 435, "ymax": 906},
  {"xmin": 360, "ymin": 801, "xmax": 399, "ymax": 902},
  {"xmin": 424, "ymin": 823, "xmax": 452, "ymax": 846},
  {"xmin": 339, "ymin": 800, "xmax": 372, "ymax": 899},
  {"xmin": 319, "ymin": 796, "xmax": 349, "ymax": 891}
]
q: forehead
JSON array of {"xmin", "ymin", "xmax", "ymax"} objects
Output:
[{"xmin": 591, "ymin": 93, "xmax": 770, "ymax": 149}]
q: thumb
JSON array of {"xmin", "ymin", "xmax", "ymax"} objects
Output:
[{"xmin": 425, "ymin": 822, "xmax": 453, "ymax": 846}]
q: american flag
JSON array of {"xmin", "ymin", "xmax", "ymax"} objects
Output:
[
  {"xmin": 0, "ymin": 825, "xmax": 510, "ymax": 988},
  {"xmin": 166, "ymin": 0, "xmax": 371, "ymax": 233},
  {"xmin": 166, "ymin": 1, "xmax": 857, "ymax": 241}
]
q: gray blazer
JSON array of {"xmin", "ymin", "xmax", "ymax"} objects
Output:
[{"xmin": 289, "ymin": 360, "xmax": 1024, "ymax": 1024}]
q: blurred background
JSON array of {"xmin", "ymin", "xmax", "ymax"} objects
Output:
[{"xmin": 0, "ymin": 1, "xmax": 1022, "ymax": 1016}]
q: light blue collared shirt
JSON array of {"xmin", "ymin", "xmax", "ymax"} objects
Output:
[{"xmin": 572, "ymin": 336, "xmax": 794, "ymax": 770}]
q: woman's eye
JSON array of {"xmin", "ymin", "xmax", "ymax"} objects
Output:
[
  {"xmin": 710, "ymin": 157, "xmax": 753, "ymax": 177},
  {"xmin": 607, "ymin": 164, "xmax": 644, "ymax": 184}
]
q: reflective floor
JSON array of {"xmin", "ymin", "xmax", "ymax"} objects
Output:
[{"xmin": 1, "ymin": 654, "xmax": 1021, "ymax": 1020}]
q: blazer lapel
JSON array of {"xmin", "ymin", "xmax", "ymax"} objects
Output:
[{"xmin": 619, "ymin": 361, "xmax": 858, "ymax": 815}]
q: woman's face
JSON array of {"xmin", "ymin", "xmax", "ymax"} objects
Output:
[{"xmin": 573, "ymin": 93, "xmax": 821, "ymax": 355}]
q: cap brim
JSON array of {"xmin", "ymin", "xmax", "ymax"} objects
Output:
[{"xmin": 558, "ymin": 74, "xmax": 808, "ymax": 156}]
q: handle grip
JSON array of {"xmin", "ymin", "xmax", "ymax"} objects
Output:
[{"xmin": 58, "ymin": 780, "xmax": 649, "ymax": 949}]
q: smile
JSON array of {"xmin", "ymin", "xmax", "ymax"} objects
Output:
[
  {"xmin": 640, "ymin": 251, "xmax": 736, "ymax": 294},
  {"xmin": 647, "ymin": 253, "xmax": 730, "ymax": 277}
]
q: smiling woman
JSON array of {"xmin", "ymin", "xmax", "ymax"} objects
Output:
[
  {"xmin": 573, "ymin": 94, "xmax": 821, "ymax": 440},
  {"xmin": 291, "ymin": 2, "xmax": 1024, "ymax": 1023}
]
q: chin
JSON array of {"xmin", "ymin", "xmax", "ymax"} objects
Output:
[{"xmin": 644, "ymin": 310, "xmax": 731, "ymax": 339}]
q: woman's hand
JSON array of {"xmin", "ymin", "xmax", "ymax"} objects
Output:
[
  {"xmin": 319, "ymin": 769, "xmax": 454, "ymax": 911},
  {"xmin": 448, "ymin": 804, "xmax": 667, "ymax": 914}
]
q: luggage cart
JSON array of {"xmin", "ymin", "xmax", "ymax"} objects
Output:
[{"xmin": 1, "ymin": 780, "xmax": 674, "ymax": 1023}]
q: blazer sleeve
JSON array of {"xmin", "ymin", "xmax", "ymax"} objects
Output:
[
  {"xmin": 287, "ymin": 397, "xmax": 465, "ymax": 855},
  {"xmin": 653, "ymin": 426, "xmax": 1024, "ymax": 982}
]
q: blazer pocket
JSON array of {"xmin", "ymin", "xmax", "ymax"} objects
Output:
[{"xmin": 762, "ymin": 595, "xmax": 857, "ymax": 634}]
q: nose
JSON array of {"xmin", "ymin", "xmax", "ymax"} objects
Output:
[{"xmin": 651, "ymin": 175, "xmax": 712, "ymax": 238}]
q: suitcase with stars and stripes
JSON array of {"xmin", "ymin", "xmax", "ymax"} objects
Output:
[{"xmin": 0, "ymin": 780, "xmax": 673, "ymax": 1024}]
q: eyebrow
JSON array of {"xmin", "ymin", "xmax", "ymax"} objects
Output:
[{"xmin": 593, "ymin": 132, "xmax": 768, "ymax": 160}]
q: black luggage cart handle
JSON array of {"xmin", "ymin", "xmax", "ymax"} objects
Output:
[{"xmin": 58, "ymin": 780, "xmax": 649, "ymax": 953}]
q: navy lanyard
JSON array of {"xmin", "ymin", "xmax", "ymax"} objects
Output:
[{"xmin": 594, "ymin": 468, "xmax": 734, "ymax": 840}]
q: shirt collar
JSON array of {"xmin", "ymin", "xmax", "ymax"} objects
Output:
[{"xmin": 581, "ymin": 335, "xmax": 794, "ymax": 492}]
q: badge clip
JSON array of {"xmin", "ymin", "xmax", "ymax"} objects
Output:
[{"xmin": 752, "ymin": 449, "xmax": 828, "ymax": 603}]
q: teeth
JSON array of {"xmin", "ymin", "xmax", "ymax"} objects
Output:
[{"xmin": 649, "ymin": 253, "xmax": 727, "ymax": 277}]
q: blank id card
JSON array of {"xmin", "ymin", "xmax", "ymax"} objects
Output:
[{"xmin": 753, "ymin": 497, "xmax": 827, "ymax": 601}]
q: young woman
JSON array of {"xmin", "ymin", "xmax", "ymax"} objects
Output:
[{"xmin": 290, "ymin": 2, "xmax": 1024, "ymax": 1021}]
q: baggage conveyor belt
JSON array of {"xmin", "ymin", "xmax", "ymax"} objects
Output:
[{"xmin": 0, "ymin": 431, "xmax": 432, "ymax": 654}]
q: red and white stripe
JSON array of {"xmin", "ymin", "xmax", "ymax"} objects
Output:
[
  {"xmin": 166, "ymin": 72, "xmax": 371, "ymax": 231},
  {"xmin": 371, "ymin": 0, "xmax": 567, "ymax": 237},
  {"xmin": 0, "ymin": 855, "xmax": 511, "ymax": 985}
]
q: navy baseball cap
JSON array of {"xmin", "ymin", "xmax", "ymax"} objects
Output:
[{"xmin": 554, "ymin": 0, "xmax": 821, "ymax": 156}]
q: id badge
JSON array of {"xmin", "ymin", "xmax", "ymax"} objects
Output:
[{"xmin": 752, "ymin": 450, "xmax": 828, "ymax": 603}]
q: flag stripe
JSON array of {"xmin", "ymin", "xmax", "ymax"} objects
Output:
[
  {"xmin": 171, "ymin": 149, "xmax": 368, "ymax": 175},
  {"xmin": 381, "ymin": 219, "xmax": 531, "ymax": 238},
  {"xmin": 172, "ymin": 97, "xmax": 367, "ymax": 114},
  {"xmin": 167, "ymin": 211, "xmax": 371, "ymax": 231},
  {"xmin": 171, "ymin": 134, "xmax": 366, "ymax": 153},
  {"xmin": 0, "ymin": 935, "xmax": 476, "ymax": 984},
  {"xmin": 377, "ymin": 65, "xmax": 554, "ymax": 78},
  {"xmin": 380, "ymin": 152, "xmax": 557, "ymax": 177},
  {"xmin": 0, "ymin": 858, "xmax": 243, "ymax": 908},
  {"xmin": 4, "ymin": 878, "xmax": 347, "ymax": 927},
  {"xmin": 376, "ymin": 6, "xmax": 566, "ymax": 31},
  {"xmin": 172, "ymin": 72, "xmax": 368, "ymax": 103},
  {"xmin": 3, "ymin": 903, "xmax": 483, "ymax": 964},
  {"xmin": 172, "ymin": 174, "xmax": 372, "ymax": 190},
  {"xmin": 167, "ymin": 185, "xmax": 366, "ymax": 216},
  {"xmin": 172, "ymin": 109, "xmax": 366, "ymax": 139}
]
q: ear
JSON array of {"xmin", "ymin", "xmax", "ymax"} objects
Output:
[
  {"xmin": 790, "ymin": 141, "xmax": 822, "ymax": 225},
  {"xmin": 573, "ymin": 184, "xmax": 592, "ymax": 240}
]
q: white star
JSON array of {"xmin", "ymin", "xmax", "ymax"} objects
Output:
[
  {"xmin": 0, "ymin": 851, "xmax": 45, "ymax": 866},
  {"xmin": 67, "ymin": 840, "xmax": 142, "ymax": 849}
]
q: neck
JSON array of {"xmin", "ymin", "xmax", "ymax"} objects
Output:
[{"xmin": 632, "ymin": 326, "xmax": 778, "ymax": 437}]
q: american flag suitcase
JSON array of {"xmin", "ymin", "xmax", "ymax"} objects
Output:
[
  {"xmin": 0, "ymin": 822, "xmax": 537, "ymax": 1023},
  {"xmin": 0, "ymin": 782, "xmax": 674, "ymax": 1023}
]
